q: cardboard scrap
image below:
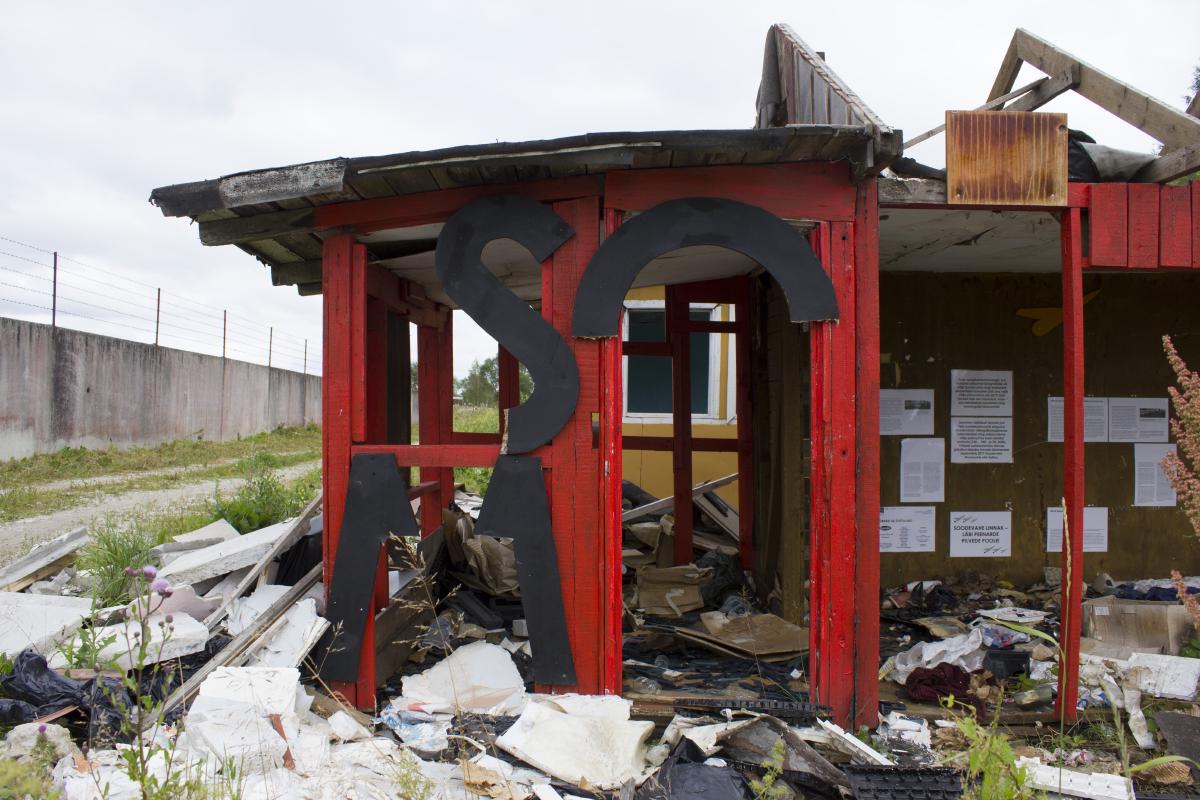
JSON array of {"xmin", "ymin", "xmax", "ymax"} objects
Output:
[
  {"xmin": 675, "ymin": 611, "xmax": 808, "ymax": 662},
  {"xmin": 1083, "ymin": 595, "xmax": 1194, "ymax": 656},
  {"xmin": 635, "ymin": 564, "xmax": 712, "ymax": 617}
]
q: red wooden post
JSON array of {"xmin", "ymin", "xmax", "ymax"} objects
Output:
[
  {"xmin": 853, "ymin": 180, "xmax": 881, "ymax": 727},
  {"xmin": 1057, "ymin": 207, "xmax": 1085, "ymax": 721},
  {"xmin": 545, "ymin": 196, "xmax": 613, "ymax": 694},
  {"xmin": 600, "ymin": 208, "xmax": 625, "ymax": 695},
  {"xmin": 321, "ymin": 233, "xmax": 372, "ymax": 706},
  {"xmin": 667, "ymin": 286, "xmax": 694, "ymax": 565},
  {"xmin": 809, "ymin": 221, "xmax": 858, "ymax": 724},
  {"xmin": 417, "ymin": 319, "xmax": 448, "ymax": 534}
]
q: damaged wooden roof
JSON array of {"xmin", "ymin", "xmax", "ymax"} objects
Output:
[{"xmin": 149, "ymin": 127, "xmax": 884, "ymax": 296}]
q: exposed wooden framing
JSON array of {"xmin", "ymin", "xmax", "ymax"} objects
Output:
[
  {"xmin": 1133, "ymin": 142, "xmax": 1200, "ymax": 184},
  {"xmin": 364, "ymin": 265, "xmax": 447, "ymax": 329},
  {"xmin": 989, "ymin": 29, "xmax": 1200, "ymax": 152},
  {"xmin": 353, "ymin": 443, "xmax": 517, "ymax": 468},
  {"xmin": 878, "ymin": 177, "xmax": 1091, "ymax": 210},
  {"xmin": 601, "ymin": 208, "xmax": 625, "ymax": 698},
  {"xmin": 1057, "ymin": 207, "xmax": 1085, "ymax": 722},
  {"xmin": 270, "ymin": 259, "xmax": 322, "ymax": 286},
  {"xmin": 1003, "ymin": 68, "xmax": 1080, "ymax": 113},
  {"xmin": 622, "ymin": 436, "xmax": 738, "ymax": 453},
  {"xmin": 902, "ymin": 77, "xmax": 1049, "ymax": 149}
]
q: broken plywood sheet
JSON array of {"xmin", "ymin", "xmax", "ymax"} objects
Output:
[
  {"xmin": 159, "ymin": 520, "xmax": 291, "ymax": 587},
  {"xmin": 0, "ymin": 591, "xmax": 93, "ymax": 657},
  {"xmin": 635, "ymin": 564, "xmax": 711, "ymax": 617},
  {"xmin": 243, "ymin": 599, "xmax": 329, "ymax": 669},
  {"xmin": 677, "ymin": 611, "xmax": 808, "ymax": 661},
  {"xmin": 49, "ymin": 612, "xmax": 209, "ymax": 670}
]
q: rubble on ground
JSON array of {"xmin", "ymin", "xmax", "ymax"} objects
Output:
[{"xmin": 1, "ymin": 481, "xmax": 1199, "ymax": 797}]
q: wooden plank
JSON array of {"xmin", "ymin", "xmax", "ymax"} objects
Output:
[
  {"xmin": 946, "ymin": 111, "xmax": 1068, "ymax": 207},
  {"xmin": 1160, "ymin": 184, "xmax": 1193, "ymax": 267},
  {"xmin": 1057, "ymin": 208, "xmax": 1085, "ymax": 723},
  {"xmin": 604, "ymin": 163, "xmax": 856, "ymax": 221},
  {"xmin": 270, "ymin": 259, "xmax": 322, "ymax": 286},
  {"xmin": 0, "ymin": 528, "xmax": 87, "ymax": 592},
  {"xmin": 1012, "ymin": 28, "xmax": 1200, "ymax": 151},
  {"xmin": 904, "ymin": 78, "xmax": 1049, "ymax": 149},
  {"xmin": 853, "ymin": 181, "xmax": 881, "ymax": 728},
  {"xmin": 155, "ymin": 564, "xmax": 323, "ymax": 724},
  {"xmin": 620, "ymin": 473, "xmax": 740, "ymax": 523},
  {"xmin": 1128, "ymin": 183, "xmax": 1161, "ymax": 268},
  {"xmin": 1132, "ymin": 143, "xmax": 1200, "ymax": 184},
  {"xmin": 1003, "ymin": 68, "xmax": 1079, "ymax": 114},
  {"xmin": 987, "ymin": 36, "xmax": 1023, "ymax": 101},
  {"xmin": 599, "ymin": 210, "xmax": 625, "ymax": 695},
  {"xmin": 350, "ymin": 248, "xmax": 368, "ymax": 443},
  {"xmin": 1088, "ymin": 184, "xmax": 1129, "ymax": 267},
  {"xmin": 204, "ymin": 495, "xmax": 321, "ymax": 630}
]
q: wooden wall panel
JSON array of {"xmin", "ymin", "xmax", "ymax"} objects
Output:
[
  {"xmin": 945, "ymin": 111, "xmax": 1068, "ymax": 207},
  {"xmin": 1128, "ymin": 184, "xmax": 1161, "ymax": 268},
  {"xmin": 878, "ymin": 271, "xmax": 1200, "ymax": 588},
  {"xmin": 1088, "ymin": 184, "xmax": 1128, "ymax": 267},
  {"xmin": 1159, "ymin": 184, "xmax": 1193, "ymax": 268}
]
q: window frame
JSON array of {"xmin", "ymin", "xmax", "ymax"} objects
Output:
[{"xmin": 620, "ymin": 300, "xmax": 729, "ymax": 425}]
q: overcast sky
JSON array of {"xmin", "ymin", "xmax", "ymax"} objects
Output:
[{"xmin": 2, "ymin": 1, "xmax": 1196, "ymax": 377}]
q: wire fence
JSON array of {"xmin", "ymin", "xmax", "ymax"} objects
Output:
[{"xmin": 0, "ymin": 234, "xmax": 321, "ymax": 375}]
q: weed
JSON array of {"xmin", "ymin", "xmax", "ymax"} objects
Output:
[
  {"xmin": 943, "ymin": 696, "xmax": 1038, "ymax": 800},
  {"xmin": 0, "ymin": 756, "xmax": 58, "ymax": 799},
  {"xmin": 749, "ymin": 738, "xmax": 790, "ymax": 800},
  {"xmin": 76, "ymin": 519, "xmax": 156, "ymax": 607},
  {"xmin": 211, "ymin": 463, "xmax": 317, "ymax": 533},
  {"xmin": 451, "ymin": 405, "xmax": 499, "ymax": 493}
]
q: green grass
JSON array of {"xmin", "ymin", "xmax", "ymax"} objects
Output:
[
  {"xmin": 0, "ymin": 426, "xmax": 321, "ymax": 523},
  {"xmin": 452, "ymin": 405, "xmax": 498, "ymax": 494},
  {"xmin": 73, "ymin": 464, "xmax": 322, "ymax": 606},
  {"xmin": 0, "ymin": 423, "xmax": 320, "ymax": 488}
]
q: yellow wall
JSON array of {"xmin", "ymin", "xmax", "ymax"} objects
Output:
[{"xmin": 621, "ymin": 287, "xmax": 740, "ymax": 508}]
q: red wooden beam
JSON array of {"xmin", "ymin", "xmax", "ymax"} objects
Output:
[
  {"xmin": 667, "ymin": 285, "xmax": 695, "ymax": 565},
  {"xmin": 350, "ymin": 249, "xmax": 368, "ymax": 444},
  {"xmin": 853, "ymin": 181, "xmax": 881, "ymax": 727},
  {"xmin": 1193, "ymin": 181, "xmax": 1200, "ymax": 269},
  {"xmin": 313, "ymin": 175, "xmax": 603, "ymax": 232},
  {"xmin": 364, "ymin": 265, "xmax": 447, "ymax": 328},
  {"xmin": 1057, "ymin": 207, "xmax": 1086, "ymax": 722},
  {"xmin": 1128, "ymin": 184, "xmax": 1161, "ymax": 268},
  {"xmin": 1087, "ymin": 184, "xmax": 1128, "ymax": 268},
  {"xmin": 622, "ymin": 435, "xmax": 738, "ymax": 453},
  {"xmin": 606, "ymin": 163, "xmax": 856, "ymax": 221},
  {"xmin": 1160, "ymin": 184, "xmax": 1193, "ymax": 268},
  {"xmin": 446, "ymin": 431, "xmax": 502, "ymax": 445},
  {"xmin": 601, "ymin": 208, "xmax": 626, "ymax": 696},
  {"xmin": 416, "ymin": 319, "xmax": 453, "ymax": 534},
  {"xmin": 677, "ymin": 319, "xmax": 738, "ymax": 334}
]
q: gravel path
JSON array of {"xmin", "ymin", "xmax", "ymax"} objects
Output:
[{"xmin": 0, "ymin": 460, "xmax": 320, "ymax": 566}]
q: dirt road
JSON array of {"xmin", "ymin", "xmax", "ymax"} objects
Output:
[{"xmin": 0, "ymin": 460, "xmax": 320, "ymax": 566}]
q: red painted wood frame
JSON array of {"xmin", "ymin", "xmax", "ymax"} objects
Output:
[
  {"xmin": 321, "ymin": 178, "xmax": 619, "ymax": 705},
  {"xmin": 603, "ymin": 164, "xmax": 877, "ymax": 727},
  {"xmin": 1057, "ymin": 208, "xmax": 1086, "ymax": 721},
  {"xmin": 658, "ymin": 277, "xmax": 755, "ymax": 569}
]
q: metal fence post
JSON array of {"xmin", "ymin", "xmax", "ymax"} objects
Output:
[
  {"xmin": 154, "ymin": 288, "xmax": 161, "ymax": 346},
  {"xmin": 268, "ymin": 326, "xmax": 273, "ymax": 368},
  {"xmin": 51, "ymin": 251, "xmax": 58, "ymax": 327},
  {"xmin": 222, "ymin": 310, "xmax": 227, "ymax": 358},
  {"xmin": 303, "ymin": 339, "xmax": 307, "ymax": 374}
]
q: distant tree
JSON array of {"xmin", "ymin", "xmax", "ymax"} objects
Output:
[
  {"xmin": 1189, "ymin": 64, "xmax": 1199, "ymax": 107},
  {"xmin": 454, "ymin": 356, "xmax": 534, "ymax": 407}
]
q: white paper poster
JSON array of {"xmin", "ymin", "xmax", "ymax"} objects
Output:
[
  {"xmin": 950, "ymin": 370, "xmax": 1012, "ymax": 417},
  {"xmin": 1134, "ymin": 442, "xmax": 1178, "ymax": 507},
  {"xmin": 950, "ymin": 417, "xmax": 1013, "ymax": 463},
  {"xmin": 1109, "ymin": 398, "xmax": 1169, "ymax": 442},
  {"xmin": 1046, "ymin": 397, "xmax": 1109, "ymax": 443},
  {"xmin": 900, "ymin": 438, "xmax": 945, "ymax": 502},
  {"xmin": 880, "ymin": 389, "xmax": 935, "ymax": 436},
  {"xmin": 950, "ymin": 511, "xmax": 1012, "ymax": 558},
  {"xmin": 1045, "ymin": 506, "xmax": 1109, "ymax": 553},
  {"xmin": 880, "ymin": 506, "xmax": 936, "ymax": 553}
]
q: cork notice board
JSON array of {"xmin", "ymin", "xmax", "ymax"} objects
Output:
[{"xmin": 946, "ymin": 110, "xmax": 1068, "ymax": 207}]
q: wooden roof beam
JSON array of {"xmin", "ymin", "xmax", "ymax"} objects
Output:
[{"xmin": 1000, "ymin": 29, "xmax": 1200, "ymax": 151}]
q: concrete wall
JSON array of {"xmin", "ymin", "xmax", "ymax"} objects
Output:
[{"xmin": 0, "ymin": 318, "xmax": 321, "ymax": 460}]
